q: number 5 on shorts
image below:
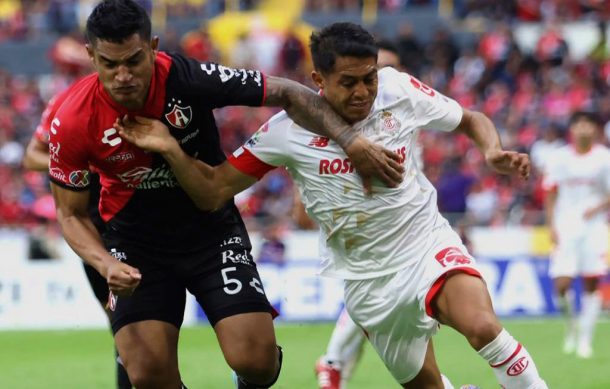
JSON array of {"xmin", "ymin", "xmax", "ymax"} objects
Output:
[{"xmin": 222, "ymin": 267, "xmax": 242, "ymax": 295}]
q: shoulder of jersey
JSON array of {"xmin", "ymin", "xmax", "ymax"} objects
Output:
[
  {"xmin": 53, "ymin": 74, "xmax": 99, "ymax": 122},
  {"xmin": 376, "ymin": 67, "xmax": 413, "ymax": 106}
]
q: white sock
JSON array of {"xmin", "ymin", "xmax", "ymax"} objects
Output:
[
  {"xmin": 441, "ymin": 373, "xmax": 454, "ymax": 389},
  {"xmin": 478, "ymin": 329, "xmax": 548, "ymax": 389},
  {"xmin": 325, "ymin": 309, "xmax": 366, "ymax": 371},
  {"xmin": 578, "ymin": 291, "xmax": 602, "ymax": 349}
]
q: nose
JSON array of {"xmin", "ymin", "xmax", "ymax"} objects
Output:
[
  {"xmin": 115, "ymin": 65, "xmax": 133, "ymax": 84},
  {"xmin": 353, "ymin": 81, "xmax": 370, "ymax": 99}
]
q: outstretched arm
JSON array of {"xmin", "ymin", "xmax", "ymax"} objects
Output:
[
  {"xmin": 115, "ymin": 116, "xmax": 256, "ymax": 211},
  {"xmin": 264, "ymin": 76, "xmax": 403, "ymax": 192},
  {"xmin": 455, "ymin": 108, "xmax": 530, "ymax": 179}
]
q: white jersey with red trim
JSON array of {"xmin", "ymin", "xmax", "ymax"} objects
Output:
[
  {"xmin": 229, "ymin": 67, "xmax": 463, "ymax": 279},
  {"xmin": 543, "ymin": 144, "xmax": 610, "ymax": 229}
]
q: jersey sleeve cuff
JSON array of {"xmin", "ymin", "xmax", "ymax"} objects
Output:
[
  {"xmin": 261, "ymin": 72, "xmax": 267, "ymax": 106},
  {"xmin": 49, "ymin": 176, "xmax": 90, "ymax": 192},
  {"xmin": 227, "ymin": 147, "xmax": 276, "ymax": 179}
]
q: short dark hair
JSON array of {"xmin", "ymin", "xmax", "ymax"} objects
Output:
[
  {"xmin": 569, "ymin": 111, "xmax": 599, "ymax": 127},
  {"xmin": 376, "ymin": 39, "xmax": 399, "ymax": 56},
  {"xmin": 310, "ymin": 22, "xmax": 378, "ymax": 74},
  {"xmin": 86, "ymin": 0, "xmax": 151, "ymax": 46}
]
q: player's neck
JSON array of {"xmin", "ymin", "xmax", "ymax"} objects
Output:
[{"xmin": 574, "ymin": 143, "xmax": 593, "ymax": 154}]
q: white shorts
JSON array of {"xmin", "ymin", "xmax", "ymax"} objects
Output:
[
  {"xmin": 550, "ymin": 221, "xmax": 608, "ymax": 278},
  {"xmin": 343, "ymin": 225, "xmax": 481, "ymax": 384}
]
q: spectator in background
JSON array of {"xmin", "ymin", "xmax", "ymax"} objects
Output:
[
  {"xmin": 437, "ymin": 155, "xmax": 476, "ymax": 224},
  {"xmin": 395, "ymin": 23, "xmax": 423, "ymax": 75},
  {"xmin": 530, "ymin": 124, "xmax": 566, "ymax": 173}
]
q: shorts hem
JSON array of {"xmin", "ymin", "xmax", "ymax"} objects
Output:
[
  {"xmin": 112, "ymin": 312, "xmax": 183, "ymax": 335},
  {"xmin": 424, "ymin": 266, "xmax": 482, "ymax": 318},
  {"xmin": 207, "ymin": 303, "xmax": 278, "ymax": 327}
]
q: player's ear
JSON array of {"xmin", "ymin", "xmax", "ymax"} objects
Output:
[
  {"xmin": 85, "ymin": 43, "xmax": 97, "ymax": 66},
  {"xmin": 150, "ymin": 36, "xmax": 159, "ymax": 56},
  {"xmin": 311, "ymin": 70, "xmax": 324, "ymax": 91}
]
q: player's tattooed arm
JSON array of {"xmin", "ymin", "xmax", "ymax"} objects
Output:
[{"xmin": 264, "ymin": 76, "xmax": 404, "ymax": 192}]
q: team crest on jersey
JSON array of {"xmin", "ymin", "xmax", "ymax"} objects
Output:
[
  {"xmin": 380, "ymin": 111, "xmax": 400, "ymax": 133},
  {"xmin": 165, "ymin": 98, "xmax": 192, "ymax": 129}
]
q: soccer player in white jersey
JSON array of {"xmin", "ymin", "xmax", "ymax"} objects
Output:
[
  {"xmin": 116, "ymin": 22, "xmax": 547, "ymax": 389},
  {"xmin": 314, "ymin": 38, "xmax": 411, "ymax": 389},
  {"xmin": 543, "ymin": 111, "xmax": 610, "ymax": 359}
]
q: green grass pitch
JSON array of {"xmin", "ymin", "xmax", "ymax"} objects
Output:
[{"xmin": 1, "ymin": 318, "xmax": 608, "ymax": 388}]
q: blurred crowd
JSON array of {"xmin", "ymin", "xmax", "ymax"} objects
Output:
[{"xmin": 3, "ymin": 2, "xmax": 610, "ymax": 242}]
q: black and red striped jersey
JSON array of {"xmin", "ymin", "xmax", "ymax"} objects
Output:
[{"xmin": 48, "ymin": 51, "xmax": 266, "ymax": 253}]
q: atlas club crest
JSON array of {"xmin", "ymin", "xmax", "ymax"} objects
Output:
[{"xmin": 165, "ymin": 98, "xmax": 192, "ymax": 129}]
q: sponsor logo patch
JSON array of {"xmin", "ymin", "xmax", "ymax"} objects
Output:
[
  {"xmin": 49, "ymin": 142, "xmax": 61, "ymax": 163},
  {"xmin": 309, "ymin": 136, "xmax": 330, "ymax": 148},
  {"xmin": 49, "ymin": 167, "xmax": 66, "ymax": 182},
  {"xmin": 68, "ymin": 170, "xmax": 89, "ymax": 187},
  {"xmin": 507, "ymin": 357, "xmax": 529, "ymax": 376},
  {"xmin": 434, "ymin": 246, "xmax": 472, "ymax": 267}
]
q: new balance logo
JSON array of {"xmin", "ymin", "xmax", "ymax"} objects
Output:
[{"xmin": 309, "ymin": 136, "xmax": 330, "ymax": 148}]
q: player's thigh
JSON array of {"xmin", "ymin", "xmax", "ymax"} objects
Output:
[
  {"xmin": 402, "ymin": 340, "xmax": 443, "ymax": 389},
  {"xmin": 582, "ymin": 224, "xmax": 609, "ymax": 278},
  {"xmin": 115, "ymin": 320, "xmax": 180, "ymax": 379},
  {"xmin": 550, "ymin": 235, "xmax": 579, "ymax": 279},
  {"xmin": 344, "ymin": 272, "xmax": 435, "ymax": 384},
  {"xmin": 432, "ymin": 272, "xmax": 499, "ymax": 334},
  {"xmin": 214, "ymin": 312, "xmax": 277, "ymax": 368}
]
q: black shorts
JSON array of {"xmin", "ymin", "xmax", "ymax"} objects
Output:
[
  {"xmin": 105, "ymin": 234, "xmax": 275, "ymax": 334},
  {"xmin": 83, "ymin": 263, "xmax": 110, "ymax": 306}
]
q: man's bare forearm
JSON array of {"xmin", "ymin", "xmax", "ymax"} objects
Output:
[
  {"xmin": 457, "ymin": 110, "xmax": 502, "ymax": 156},
  {"xmin": 161, "ymin": 142, "xmax": 224, "ymax": 210},
  {"xmin": 57, "ymin": 212, "xmax": 114, "ymax": 277},
  {"xmin": 264, "ymin": 76, "xmax": 357, "ymax": 150}
]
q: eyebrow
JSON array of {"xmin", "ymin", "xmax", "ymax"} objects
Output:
[
  {"xmin": 340, "ymin": 69, "xmax": 377, "ymax": 80},
  {"xmin": 99, "ymin": 49, "xmax": 143, "ymax": 64}
]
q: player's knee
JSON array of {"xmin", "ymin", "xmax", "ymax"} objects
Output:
[
  {"xmin": 124, "ymin": 356, "xmax": 179, "ymax": 388},
  {"xmin": 463, "ymin": 311, "xmax": 502, "ymax": 350},
  {"xmin": 227, "ymin": 340, "xmax": 279, "ymax": 383}
]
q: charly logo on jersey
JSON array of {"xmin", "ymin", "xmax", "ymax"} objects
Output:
[
  {"xmin": 117, "ymin": 165, "xmax": 178, "ymax": 189},
  {"xmin": 380, "ymin": 110, "xmax": 401, "ymax": 133},
  {"xmin": 69, "ymin": 170, "xmax": 90, "ymax": 187},
  {"xmin": 101, "ymin": 128, "xmax": 122, "ymax": 147},
  {"xmin": 165, "ymin": 98, "xmax": 192, "ymax": 129}
]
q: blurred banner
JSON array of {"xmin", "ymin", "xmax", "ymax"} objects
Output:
[{"xmin": 0, "ymin": 229, "xmax": 608, "ymax": 329}]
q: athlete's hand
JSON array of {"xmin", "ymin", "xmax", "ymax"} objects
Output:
[
  {"xmin": 115, "ymin": 115, "xmax": 177, "ymax": 154},
  {"xmin": 485, "ymin": 149, "xmax": 530, "ymax": 179},
  {"xmin": 583, "ymin": 207, "xmax": 599, "ymax": 220},
  {"xmin": 105, "ymin": 260, "xmax": 142, "ymax": 296},
  {"xmin": 345, "ymin": 135, "xmax": 404, "ymax": 195}
]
